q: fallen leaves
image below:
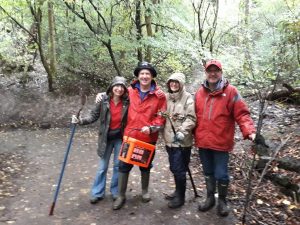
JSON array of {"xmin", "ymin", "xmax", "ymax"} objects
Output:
[{"xmin": 256, "ymin": 199, "xmax": 264, "ymax": 205}]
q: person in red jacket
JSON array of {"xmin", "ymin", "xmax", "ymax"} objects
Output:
[
  {"xmin": 112, "ymin": 61, "xmax": 167, "ymax": 210},
  {"xmin": 194, "ymin": 59, "xmax": 256, "ymax": 217}
]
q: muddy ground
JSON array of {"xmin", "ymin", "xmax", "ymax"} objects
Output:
[
  {"xmin": 1, "ymin": 68, "xmax": 299, "ymax": 225},
  {"xmin": 0, "ymin": 127, "xmax": 237, "ymax": 225}
]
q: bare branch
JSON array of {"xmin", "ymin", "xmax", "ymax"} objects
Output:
[
  {"xmin": 64, "ymin": 1, "xmax": 97, "ymax": 34},
  {"xmin": 0, "ymin": 5, "xmax": 38, "ymax": 44},
  {"xmin": 249, "ymin": 135, "xmax": 291, "ymax": 200},
  {"xmin": 87, "ymin": 0, "xmax": 110, "ymax": 34}
]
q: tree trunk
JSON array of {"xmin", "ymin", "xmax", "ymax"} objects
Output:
[
  {"xmin": 144, "ymin": 12, "xmax": 152, "ymax": 62},
  {"xmin": 135, "ymin": 0, "xmax": 143, "ymax": 62},
  {"xmin": 297, "ymin": 33, "xmax": 300, "ymax": 65},
  {"xmin": 257, "ymin": 156, "xmax": 300, "ymax": 173},
  {"xmin": 265, "ymin": 84, "xmax": 300, "ymax": 101},
  {"xmin": 36, "ymin": 6, "xmax": 53, "ymax": 92},
  {"xmin": 103, "ymin": 41, "xmax": 122, "ymax": 76},
  {"xmin": 265, "ymin": 173, "xmax": 299, "ymax": 202},
  {"xmin": 192, "ymin": 0, "xmax": 218, "ymax": 51},
  {"xmin": 243, "ymin": 0, "xmax": 254, "ymax": 78},
  {"xmin": 144, "ymin": 0, "xmax": 157, "ymax": 62},
  {"xmin": 209, "ymin": 0, "xmax": 219, "ymax": 53},
  {"xmin": 48, "ymin": 0, "xmax": 56, "ymax": 77}
]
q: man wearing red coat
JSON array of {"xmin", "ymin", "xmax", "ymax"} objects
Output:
[
  {"xmin": 194, "ymin": 59, "xmax": 256, "ymax": 216},
  {"xmin": 113, "ymin": 62, "xmax": 167, "ymax": 210}
]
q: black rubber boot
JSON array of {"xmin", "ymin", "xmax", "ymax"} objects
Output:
[
  {"xmin": 168, "ymin": 177, "xmax": 185, "ymax": 209},
  {"xmin": 141, "ymin": 171, "xmax": 151, "ymax": 203},
  {"xmin": 198, "ymin": 176, "xmax": 216, "ymax": 212},
  {"xmin": 113, "ymin": 172, "xmax": 129, "ymax": 210},
  {"xmin": 165, "ymin": 175, "xmax": 177, "ymax": 200},
  {"xmin": 217, "ymin": 181, "xmax": 230, "ymax": 217},
  {"xmin": 165, "ymin": 190, "xmax": 177, "ymax": 200}
]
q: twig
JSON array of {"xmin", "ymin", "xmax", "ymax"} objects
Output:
[{"xmin": 249, "ymin": 135, "xmax": 291, "ymax": 200}]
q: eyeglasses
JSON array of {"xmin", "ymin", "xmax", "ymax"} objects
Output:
[
  {"xmin": 206, "ymin": 69, "xmax": 221, "ymax": 73},
  {"xmin": 169, "ymin": 79, "xmax": 179, "ymax": 83}
]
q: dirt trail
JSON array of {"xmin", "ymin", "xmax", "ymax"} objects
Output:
[{"xmin": 0, "ymin": 127, "xmax": 236, "ymax": 225}]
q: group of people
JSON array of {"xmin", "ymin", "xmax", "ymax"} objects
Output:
[{"xmin": 71, "ymin": 59, "xmax": 256, "ymax": 217}]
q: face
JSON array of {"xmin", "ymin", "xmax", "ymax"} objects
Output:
[
  {"xmin": 138, "ymin": 69, "xmax": 153, "ymax": 87},
  {"xmin": 169, "ymin": 80, "xmax": 180, "ymax": 92},
  {"xmin": 205, "ymin": 65, "xmax": 222, "ymax": 84},
  {"xmin": 112, "ymin": 84, "xmax": 125, "ymax": 97}
]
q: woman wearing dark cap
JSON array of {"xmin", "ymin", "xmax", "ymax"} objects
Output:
[{"xmin": 72, "ymin": 76, "xmax": 129, "ymax": 204}]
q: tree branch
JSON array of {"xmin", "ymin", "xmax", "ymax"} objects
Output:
[
  {"xmin": 249, "ymin": 135, "xmax": 291, "ymax": 200},
  {"xmin": 0, "ymin": 5, "xmax": 38, "ymax": 44},
  {"xmin": 64, "ymin": 2, "xmax": 97, "ymax": 34},
  {"xmin": 87, "ymin": 0, "xmax": 109, "ymax": 34}
]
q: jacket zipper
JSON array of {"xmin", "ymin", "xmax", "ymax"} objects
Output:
[
  {"xmin": 208, "ymin": 97, "xmax": 215, "ymax": 120},
  {"xmin": 203, "ymin": 96, "xmax": 209, "ymax": 120}
]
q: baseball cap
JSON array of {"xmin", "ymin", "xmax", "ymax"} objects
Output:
[{"xmin": 205, "ymin": 59, "xmax": 222, "ymax": 70}]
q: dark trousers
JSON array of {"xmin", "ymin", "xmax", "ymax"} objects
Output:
[
  {"xmin": 166, "ymin": 146, "xmax": 191, "ymax": 179},
  {"xmin": 199, "ymin": 148, "xmax": 229, "ymax": 182}
]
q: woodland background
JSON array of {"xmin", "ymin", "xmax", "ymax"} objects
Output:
[
  {"xmin": 0, "ymin": 0, "xmax": 299, "ymax": 96},
  {"xmin": 0, "ymin": 1, "xmax": 299, "ymax": 225}
]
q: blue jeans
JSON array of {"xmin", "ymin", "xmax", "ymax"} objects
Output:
[
  {"xmin": 199, "ymin": 148, "xmax": 229, "ymax": 182},
  {"xmin": 166, "ymin": 146, "xmax": 191, "ymax": 180},
  {"xmin": 91, "ymin": 138, "xmax": 122, "ymax": 198}
]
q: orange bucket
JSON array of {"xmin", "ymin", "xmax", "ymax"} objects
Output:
[{"xmin": 119, "ymin": 136, "xmax": 155, "ymax": 168}]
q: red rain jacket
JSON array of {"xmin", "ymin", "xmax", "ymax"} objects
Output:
[
  {"xmin": 194, "ymin": 80, "xmax": 255, "ymax": 152},
  {"xmin": 124, "ymin": 80, "xmax": 167, "ymax": 143}
]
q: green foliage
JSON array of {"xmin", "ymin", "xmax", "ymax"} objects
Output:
[{"xmin": 0, "ymin": 0, "xmax": 299, "ymax": 95}]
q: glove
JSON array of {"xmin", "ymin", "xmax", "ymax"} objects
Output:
[
  {"xmin": 71, "ymin": 115, "xmax": 80, "ymax": 124},
  {"xmin": 175, "ymin": 132, "xmax": 185, "ymax": 141},
  {"xmin": 254, "ymin": 134, "xmax": 269, "ymax": 147}
]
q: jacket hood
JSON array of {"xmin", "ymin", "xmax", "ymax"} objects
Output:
[
  {"xmin": 167, "ymin": 72, "xmax": 186, "ymax": 93},
  {"xmin": 106, "ymin": 76, "xmax": 128, "ymax": 95},
  {"xmin": 202, "ymin": 77, "xmax": 228, "ymax": 94}
]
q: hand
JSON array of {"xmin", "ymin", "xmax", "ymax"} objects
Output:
[
  {"xmin": 71, "ymin": 115, "xmax": 80, "ymax": 124},
  {"xmin": 175, "ymin": 132, "xmax": 185, "ymax": 141},
  {"xmin": 249, "ymin": 133, "xmax": 256, "ymax": 141},
  {"xmin": 95, "ymin": 93, "xmax": 104, "ymax": 103},
  {"xmin": 140, "ymin": 126, "xmax": 151, "ymax": 135}
]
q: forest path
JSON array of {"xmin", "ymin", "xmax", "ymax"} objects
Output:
[{"xmin": 0, "ymin": 127, "xmax": 236, "ymax": 225}]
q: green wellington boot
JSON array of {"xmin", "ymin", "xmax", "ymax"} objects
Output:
[{"xmin": 113, "ymin": 172, "xmax": 129, "ymax": 210}]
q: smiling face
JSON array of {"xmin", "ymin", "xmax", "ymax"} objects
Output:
[
  {"xmin": 138, "ymin": 69, "xmax": 153, "ymax": 89},
  {"xmin": 169, "ymin": 80, "xmax": 180, "ymax": 92},
  {"xmin": 111, "ymin": 84, "xmax": 125, "ymax": 98},
  {"xmin": 205, "ymin": 65, "xmax": 222, "ymax": 84}
]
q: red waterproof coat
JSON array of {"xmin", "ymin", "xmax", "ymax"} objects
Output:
[
  {"xmin": 124, "ymin": 80, "xmax": 167, "ymax": 143},
  {"xmin": 194, "ymin": 80, "xmax": 255, "ymax": 152}
]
